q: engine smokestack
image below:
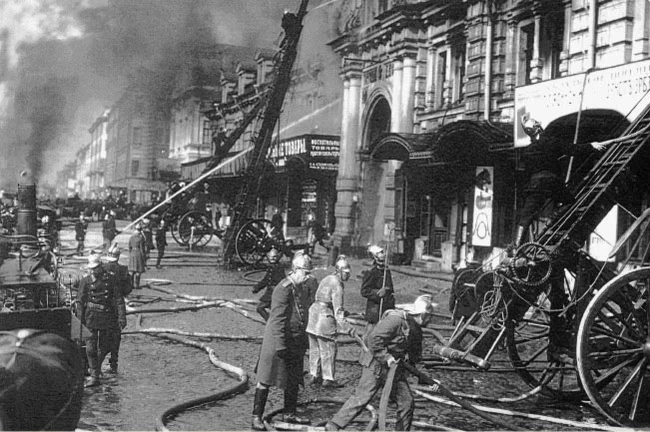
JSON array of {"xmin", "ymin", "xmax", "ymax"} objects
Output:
[{"xmin": 16, "ymin": 170, "xmax": 37, "ymax": 238}]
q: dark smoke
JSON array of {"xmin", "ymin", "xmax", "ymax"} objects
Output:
[
  {"xmin": 15, "ymin": 76, "xmax": 77, "ymax": 181},
  {"xmin": 0, "ymin": 0, "xmax": 338, "ymax": 191}
]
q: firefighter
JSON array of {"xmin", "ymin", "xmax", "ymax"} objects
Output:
[
  {"xmin": 512, "ymin": 116, "xmax": 607, "ymax": 249},
  {"xmin": 128, "ymin": 224, "xmax": 147, "ymax": 289},
  {"xmin": 325, "ymin": 295, "xmax": 436, "ymax": 431},
  {"xmin": 102, "ymin": 210, "xmax": 118, "ymax": 252},
  {"xmin": 251, "ymin": 253, "xmax": 313, "ymax": 430},
  {"xmin": 306, "ymin": 255, "xmax": 355, "ymax": 388},
  {"xmin": 77, "ymin": 254, "xmax": 126, "ymax": 387},
  {"xmin": 361, "ymin": 244, "xmax": 395, "ymax": 335},
  {"xmin": 103, "ymin": 244, "xmax": 132, "ymax": 373},
  {"xmin": 74, "ymin": 213, "xmax": 87, "ymax": 256},
  {"xmin": 154, "ymin": 219, "xmax": 168, "ymax": 269},
  {"xmin": 252, "ymin": 248, "xmax": 285, "ymax": 321}
]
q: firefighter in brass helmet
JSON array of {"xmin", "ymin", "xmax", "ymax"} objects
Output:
[
  {"xmin": 251, "ymin": 252, "xmax": 313, "ymax": 430},
  {"xmin": 361, "ymin": 244, "xmax": 395, "ymax": 335},
  {"xmin": 77, "ymin": 254, "xmax": 126, "ymax": 387},
  {"xmin": 512, "ymin": 114, "xmax": 608, "ymax": 250},
  {"xmin": 306, "ymin": 255, "xmax": 355, "ymax": 388}
]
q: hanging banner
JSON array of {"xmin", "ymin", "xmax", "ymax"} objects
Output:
[
  {"xmin": 514, "ymin": 58, "xmax": 650, "ymax": 147},
  {"xmin": 472, "ymin": 166, "xmax": 493, "ymax": 247}
]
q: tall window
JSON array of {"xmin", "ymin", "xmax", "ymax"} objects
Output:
[
  {"xmin": 518, "ymin": 23, "xmax": 535, "ymax": 86},
  {"xmin": 131, "ymin": 160, "xmax": 139, "ymax": 177},
  {"xmin": 203, "ymin": 126, "xmax": 212, "ymax": 145},
  {"xmin": 453, "ymin": 46, "xmax": 466, "ymax": 102},
  {"xmin": 378, "ymin": 0, "xmax": 389, "ymax": 14},
  {"xmin": 133, "ymin": 127, "xmax": 143, "ymax": 146},
  {"xmin": 436, "ymin": 51, "xmax": 447, "ymax": 109}
]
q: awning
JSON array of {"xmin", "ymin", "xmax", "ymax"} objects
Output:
[
  {"xmin": 368, "ymin": 121, "xmax": 514, "ymax": 164},
  {"xmin": 432, "ymin": 120, "xmax": 513, "ymax": 165},
  {"xmin": 369, "ymin": 133, "xmax": 436, "ymax": 161}
]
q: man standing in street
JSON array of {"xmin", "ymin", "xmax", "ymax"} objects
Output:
[
  {"xmin": 154, "ymin": 219, "xmax": 168, "ymax": 269},
  {"xmin": 361, "ymin": 244, "xmax": 395, "ymax": 336},
  {"xmin": 75, "ymin": 214, "xmax": 87, "ymax": 256},
  {"xmin": 325, "ymin": 295, "xmax": 436, "ymax": 431},
  {"xmin": 77, "ymin": 254, "xmax": 126, "ymax": 387},
  {"xmin": 252, "ymin": 248, "xmax": 285, "ymax": 321},
  {"xmin": 102, "ymin": 210, "xmax": 118, "ymax": 252},
  {"xmin": 128, "ymin": 224, "xmax": 147, "ymax": 290},
  {"xmin": 103, "ymin": 244, "xmax": 132, "ymax": 373},
  {"xmin": 251, "ymin": 253, "xmax": 313, "ymax": 430},
  {"xmin": 306, "ymin": 255, "xmax": 355, "ymax": 388}
]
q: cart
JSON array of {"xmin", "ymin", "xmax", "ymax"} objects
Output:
[
  {"xmin": 443, "ymin": 103, "xmax": 650, "ymax": 426},
  {"xmin": 233, "ymin": 218, "xmax": 309, "ymax": 266}
]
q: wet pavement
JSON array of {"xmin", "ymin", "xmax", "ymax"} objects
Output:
[{"xmin": 56, "ymin": 220, "xmax": 615, "ymax": 431}]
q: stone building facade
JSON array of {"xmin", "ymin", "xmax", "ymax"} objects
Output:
[{"xmin": 329, "ymin": 0, "xmax": 650, "ymax": 269}]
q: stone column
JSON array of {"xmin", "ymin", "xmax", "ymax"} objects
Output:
[
  {"xmin": 391, "ymin": 58, "xmax": 403, "ymax": 132},
  {"xmin": 400, "ymin": 54, "xmax": 416, "ymax": 132},
  {"xmin": 504, "ymin": 19, "xmax": 517, "ymax": 98},
  {"xmin": 425, "ymin": 46, "xmax": 436, "ymax": 108},
  {"xmin": 333, "ymin": 61, "xmax": 363, "ymax": 252},
  {"xmin": 530, "ymin": 12, "xmax": 543, "ymax": 83}
]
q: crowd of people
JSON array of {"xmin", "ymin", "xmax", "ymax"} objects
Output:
[{"xmin": 249, "ymin": 244, "xmax": 436, "ymax": 431}]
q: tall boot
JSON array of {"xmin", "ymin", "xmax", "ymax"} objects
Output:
[
  {"xmin": 85, "ymin": 355, "xmax": 100, "ymax": 387},
  {"xmin": 282, "ymin": 386, "xmax": 309, "ymax": 424},
  {"xmin": 251, "ymin": 387, "xmax": 269, "ymax": 430}
]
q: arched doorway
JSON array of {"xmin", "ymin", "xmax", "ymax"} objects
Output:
[{"xmin": 357, "ymin": 96, "xmax": 392, "ymax": 249}]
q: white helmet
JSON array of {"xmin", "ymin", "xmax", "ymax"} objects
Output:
[
  {"xmin": 334, "ymin": 255, "xmax": 350, "ymax": 273},
  {"xmin": 106, "ymin": 243, "xmax": 121, "ymax": 262},
  {"xmin": 291, "ymin": 252, "xmax": 313, "ymax": 272},
  {"xmin": 86, "ymin": 254, "xmax": 101, "ymax": 270},
  {"xmin": 367, "ymin": 244, "xmax": 385, "ymax": 262},
  {"xmin": 408, "ymin": 295, "xmax": 436, "ymax": 315},
  {"xmin": 334, "ymin": 255, "xmax": 351, "ymax": 281}
]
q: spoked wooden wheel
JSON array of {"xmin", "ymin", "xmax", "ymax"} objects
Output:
[
  {"xmin": 505, "ymin": 295, "xmax": 583, "ymax": 399},
  {"xmin": 577, "ymin": 267, "xmax": 650, "ymax": 426},
  {"xmin": 178, "ymin": 211, "xmax": 214, "ymax": 247},
  {"xmin": 235, "ymin": 219, "xmax": 285, "ymax": 266},
  {"xmin": 170, "ymin": 220, "xmax": 185, "ymax": 246}
]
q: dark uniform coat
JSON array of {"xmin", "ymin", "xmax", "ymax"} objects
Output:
[
  {"xmin": 102, "ymin": 217, "xmax": 117, "ymax": 242},
  {"xmin": 74, "ymin": 219, "xmax": 87, "ymax": 242},
  {"xmin": 103, "ymin": 261, "xmax": 133, "ymax": 298},
  {"xmin": 128, "ymin": 233, "xmax": 147, "ymax": 273},
  {"xmin": 256, "ymin": 277, "xmax": 310, "ymax": 388},
  {"xmin": 361, "ymin": 265, "xmax": 395, "ymax": 324},
  {"xmin": 253, "ymin": 264, "xmax": 286, "ymax": 309},
  {"xmin": 77, "ymin": 270, "xmax": 126, "ymax": 330}
]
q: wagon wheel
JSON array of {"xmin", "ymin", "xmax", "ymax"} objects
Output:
[
  {"xmin": 576, "ymin": 267, "xmax": 650, "ymax": 427},
  {"xmin": 178, "ymin": 211, "xmax": 214, "ymax": 247},
  {"xmin": 450, "ymin": 267, "xmax": 483, "ymax": 322},
  {"xmin": 505, "ymin": 287, "xmax": 584, "ymax": 399},
  {"xmin": 170, "ymin": 219, "xmax": 186, "ymax": 246},
  {"xmin": 235, "ymin": 219, "xmax": 285, "ymax": 266},
  {"xmin": 509, "ymin": 242, "xmax": 553, "ymax": 287}
]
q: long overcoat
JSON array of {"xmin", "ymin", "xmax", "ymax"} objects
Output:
[
  {"xmin": 306, "ymin": 274, "xmax": 350, "ymax": 340},
  {"xmin": 128, "ymin": 233, "xmax": 147, "ymax": 273},
  {"xmin": 255, "ymin": 277, "xmax": 311, "ymax": 388},
  {"xmin": 360, "ymin": 265, "xmax": 395, "ymax": 324}
]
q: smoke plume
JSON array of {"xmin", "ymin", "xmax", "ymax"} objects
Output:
[{"xmin": 0, "ymin": 0, "xmax": 341, "ymax": 191}]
